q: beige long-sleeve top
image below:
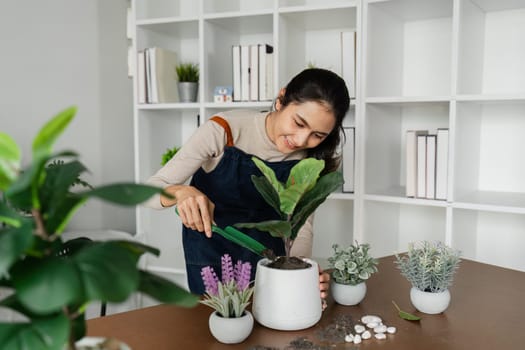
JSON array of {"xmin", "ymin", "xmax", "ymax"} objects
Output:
[{"xmin": 145, "ymin": 109, "xmax": 314, "ymax": 257}]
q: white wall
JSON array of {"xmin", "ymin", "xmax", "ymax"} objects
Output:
[{"xmin": 0, "ymin": 0, "xmax": 135, "ymax": 233}]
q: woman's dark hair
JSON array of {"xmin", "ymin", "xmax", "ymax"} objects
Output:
[{"xmin": 277, "ymin": 68, "xmax": 350, "ymax": 173}]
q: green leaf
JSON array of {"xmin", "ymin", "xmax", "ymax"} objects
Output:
[
  {"xmin": 0, "ymin": 132, "xmax": 21, "ymax": 191},
  {"xmin": 138, "ymin": 270, "xmax": 199, "ymax": 307},
  {"xmin": 32, "ymin": 106, "xmax": 76, "ymax": 161},
  {"xmin": 279, "ymin": 182, "xmax": 310, "ymax": 215},
  {"xmin": 235, "ymin": 220, "xmax": 292, "ymax": 240},
  {"xmin": 392, "ymin": 300, "xmax": 421, "ymax": 321},
  {"xmin": 0, "ymin": 221, "xmax": 34, "ymax": 277},
  {"xmin": 291, "ymin": 171, "xmax": 343, "ymax": 238},
  {"xmin": 286, "ymin": 158, "xmax": 324, "ymax": 190},
  {"xmin": 0, "ymin": 313, "xmax": 69, "ymax": 350},
  {"xmin": 252, "ymin": 157, "xmax": 283, "ymax": 193},
  {"xmin": 0, "ymin": 200, "xmax": 24, "ymax": 228},
  {"xmin": 72, "ymin": 241, "xmax": 141, "ymax": 302},
  {"xmin": 251, "ymin": 175, "xmax": 281, "ymax": 217},
  {"xmin": 12, "ymin": 257, "xmax": 83, "ymax": 314},
  {"xmin": 81, "ymin": 183, "xmax": 163, "ymax": 206}
]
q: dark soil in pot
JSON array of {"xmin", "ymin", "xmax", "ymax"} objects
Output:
[{"xmin": 265, "ymin": 256, "xmax": 311, "ymax": 269}]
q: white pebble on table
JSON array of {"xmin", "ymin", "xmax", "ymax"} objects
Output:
[
  {"xmin": 387, "ymin": 326, "xmax": 397, "ymax": 334},
  {"xmin": 354, "ymin": 324, "xmax": 366, "ymax": 333},
  {"xmin": 375, "ymin": 333, "xmax": 387, "ymax": 340},
  {"xmin": 353, "ymin": 334, "xmax": 362, "ymax": 344},
  {"xmin": 361, "ymin": 315, "xmax": 382, "ymax": 324},
  {"xmin": 374, "ymin": 325, "xmax": 387, "ymax": 334},
  {"xmin": 361, "ymin": 330, "xmax": 372, "ymax": 340}
]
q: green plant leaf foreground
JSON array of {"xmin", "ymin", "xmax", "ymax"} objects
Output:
[{"xmin": 392, "ymin": 300, "xmax": 421, "ymax": 321}]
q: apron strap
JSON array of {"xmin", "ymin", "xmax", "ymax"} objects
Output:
[{"xmin": 210, "ymin": 116, "xmax": 234, "ymax": 147}]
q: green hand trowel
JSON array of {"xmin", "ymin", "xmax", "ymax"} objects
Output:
[{"xmin": 175, "ymin": 207, "xmax": 275, "ymax": 260}]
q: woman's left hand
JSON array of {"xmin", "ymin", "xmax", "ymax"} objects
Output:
[{"xmin": 319, "ymin": 268, "xmax": 330, "ymax": 310}]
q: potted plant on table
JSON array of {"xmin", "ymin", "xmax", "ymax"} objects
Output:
[
  {"xmin": 200, "ymin": 254, "xmax": 254, "ymax": 344},
  {"xmin": 175, "ymin": 62, "xmax": 199, "ymax": 102},
  {"xmin": 395, "ymin": 241, "xmax": 461, "ymax": 314},
  {"xmin": 328, "ymin": 242, "xmax": 378, "ymax": 306},
  {"xmin": 0, "ymin": 107, "xmax": 199, "ymax": 350},
  {"xmin": 234, "ymin": 157, "xmax": 343, "ymax": 331}
]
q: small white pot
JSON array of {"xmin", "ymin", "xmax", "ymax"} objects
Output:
[
  {"xmin": 208, "ymin": 310, "xmax": 254, "ymax": 344},
  {"xmin": 410, "ymin": 287, "xmax": 451, "ymax": 314},
  {"xmin": 331, "ymin": 281, "xmax": 367, "ymax": 306},
  {"xmin": 253, "ymin": 258, "xmax": 322, "ymax": 331}
]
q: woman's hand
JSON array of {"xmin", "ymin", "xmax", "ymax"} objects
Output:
[
  {"xmin": 163, "ymin": 184, "xmax": 215, "ymax": 237},
  {"xmin": 319, "ymin": 268, "xmax": 330, "ymax": 310}
]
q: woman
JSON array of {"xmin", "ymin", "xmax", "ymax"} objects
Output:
[{"xmin": 146, "ymin": 68, "xmax": 350, "ymax": 296}]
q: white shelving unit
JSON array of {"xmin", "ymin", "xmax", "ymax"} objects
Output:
[{"xmin": 130, "ymin": 0, "xmax": 525, "ymax": 293}]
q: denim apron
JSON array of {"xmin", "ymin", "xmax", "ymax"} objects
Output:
[{"xmin": 182, "ymin": 119, "xmax": 298, "ymax": 294}]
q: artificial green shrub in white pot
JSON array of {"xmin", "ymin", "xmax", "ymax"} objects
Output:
[
  {"xmin": 328, "ymin": 242, "xmax": 378, "ymax": 305},
  {"xmin": 395, "ymin": 241, "xmax": 461, "ymax": 314}
]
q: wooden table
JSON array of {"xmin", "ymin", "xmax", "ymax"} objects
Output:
[{"xmin": 87, "ymin": 256, "xmax": 525, "ymax": 349}]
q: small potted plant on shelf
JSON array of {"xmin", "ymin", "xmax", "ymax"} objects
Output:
[
  {"xmin": 160, "ymin": 145, "xmax": 179, "ymax": 166},
  {"xmin": 175, "ymin": 62, "xmax": 199, "ymax": 102},
  {"xmin": 234, "ymin": 157, "xmax": 343, "ymax": 331},
  {"xmin": 0, "ymin": 107, "xmax": 199, "ymax": 350},
  {"xmin": 328, "ymin": 242, "xmax": 378, "ymax": 306},
  {"xmin": 395, "ymin": 240, "xmax": 461, "ymax": 314},
  {"xmin": 200, "ymin": 254, "xmax": 254, "ymax": 344}
]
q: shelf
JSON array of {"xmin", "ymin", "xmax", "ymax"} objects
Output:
[
  {"xmin": 457, "ymin": 1, "xmax": 525, "ymax": 95},
  {"xmin": 137, "ymin": 103, "xmax": 200, "ymax": 110},
  {"xmin": 364, "ymin": 200, "xmax": 447, "ymax": 258},
  {"xmin": 453, "ymin": 191, "xmax": 525, "ymax": 214},
  {"xmin": 364, "ymin": 191, "xmax": 448, "ymax": 208},
  {"xmin": 364, "ymin": 101, "xmax": 449, "ymax": 196},
  {"xmin": 365, "ymin": 96, "xmax": 451, "ymax": 105},
  {"xmin": 203, "ymin": 0, "xmax": 274, "ymax": 15},
  {"xmin": 135, "ymin": 0, "xmax": 199, "ymax": 20},
  {"xmin": 278, "ymin": 1, "xmax": 358, "ymax": 14},
  {"xmin": 278, "ymin": 6, "xmax": 357, "ymax": 86},
  {"xmin": 365, "ymin": 0, "xmax": 454, "ymax": 98}
]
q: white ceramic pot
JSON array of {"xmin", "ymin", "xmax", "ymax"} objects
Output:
[
  {"xmin": 208, "ymin": 310, "xmax": 254, "ymax": 344},
  {"xmin": 410, "ymin": 287, "xmax": 451, "ymax": 314},
  {"xmin": 252, "ymin": 258, "xmax": 322, "ymax": 331},
  {"xmin": 73, "ymin": 337, "xmax": 131, "ymax": 350},
  {"xmin": 331, "ymin": 281, "xmax": 367, "ymax": 306}
]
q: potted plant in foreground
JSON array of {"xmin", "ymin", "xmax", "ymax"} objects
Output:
[
  {"xmin": 328, "ymin": 242, "xmax": 378, "ymax": 306},
  {"xmin": 234, "ymin": 157, "xmax": 343, "ymax": 330},
  {"xmin": 175, "ymin": 62, "xmax": 199, "ymax": 102},
  {"xmin": 395, "ymin": 241, "xmax": 461, "ymax": 314},
  {"xmin": 200, "ymin": 254, "xmax": 254, "ymax": 344},
  {"xmin": 0, "ymin": 107, "xmax": 199, "ymax": 350}
]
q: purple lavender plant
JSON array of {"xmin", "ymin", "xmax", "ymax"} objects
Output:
[{"xmin": 200, "ymin": 254, "xmax": 254, "ymax": 318}]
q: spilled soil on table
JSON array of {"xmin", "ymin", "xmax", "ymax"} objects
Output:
[{"xmin": 248, "ymin": 314, "xmax": 357, "ymax": 350}]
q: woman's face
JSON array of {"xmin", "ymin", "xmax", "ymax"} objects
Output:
[{"xmin": 268, "ymin": 100, "xmax": 336, "ymax": 154}]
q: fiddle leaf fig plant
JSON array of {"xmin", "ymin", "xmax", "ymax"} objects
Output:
[
  {"xmin": 235, "ymin": 157, "xmax": 343, "ymax": 258},
  {"xmin": 0, "ymin": 106, "xmax": 199, "ymax": 350}
]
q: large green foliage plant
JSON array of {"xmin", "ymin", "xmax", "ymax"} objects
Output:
[{"xmin": 0, "ymin": 107, "xmax": 198, "ymax": 350}]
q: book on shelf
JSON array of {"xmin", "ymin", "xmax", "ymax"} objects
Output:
[
  {"xmin": 416, "ymin": 134, "xmax": 427, "ymax": 198},
  {"xmin": 249, "ymin": 44, "xmax": 259, "ymax": 101},
  {"xmin": 240, "ymin": 45, "xmax": 250, "ymax": 101},
  {"xmin": 425, "ymin": 134, "xmax": 437, "ymax": 199},
  {"xmin": 258, "ymin": 44, "xmax": 274, "ymax": 101},
  {"xmin": 340, "ymin": 31, "xmax": 356, "ymax": 99},
  {"xmin": 149, "ymin": 47, "xmax": 180, "ymax": 103},
  {"xmin": 435, "ymin": 128, "xmax": 449, "ymax": 200},
  {"xmin": 406, "ymin": 130, "xmax": 428, "ymax": 197},
  {"xmin": 342, "ymin": 127, "xmax": 355, "ymax": 193},
  {"xmin": 232, "ymin": 45, "xmax": 241, "ymax": 102},
  {"xmin": 137, "ymin": 50, "xmax": 147, "ymax": 104}
]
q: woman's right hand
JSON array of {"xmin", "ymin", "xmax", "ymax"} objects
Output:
[{"xmin": 162, "ymin": 185, "xmax": 215, "ymax": 238}]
